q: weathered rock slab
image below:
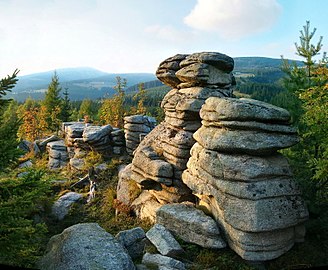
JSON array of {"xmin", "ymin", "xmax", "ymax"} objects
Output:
[
  {"xmin": 156, "ymin": 203, "xmax": 226, "ymax": 249},
  {"xmin": 146, "ymin": 224, "xmax": 184, "ymax": 257}
]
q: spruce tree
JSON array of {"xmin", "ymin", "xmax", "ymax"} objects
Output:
[
  {"xmin": 0, "ymin": 70, "xmax": 21, "ymax": 170},
  {"xmin": 43, "ymin": 72, "xmax": 62, "ymax": 131},
  {"xmin": 61, "ymin": 87, "xmax": 71, "ymax": 122}
]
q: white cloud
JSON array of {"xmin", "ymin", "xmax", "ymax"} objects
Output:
[
  {"xmin": 184, "ymin": 0, "xmax": 282, "ymax": 39},
  {"xmin": 145, "ymin": 25, "xmax": 194, "ymax": 42}
]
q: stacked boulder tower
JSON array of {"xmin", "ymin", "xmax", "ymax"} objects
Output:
[
  {"xmin": 119, "ymin": 52, "xmax": 236, "ymax": 221},
  {"xmin": 182, "ymin": 97, "xmax": 309, "ymax": 260},
  {"xmin": 118, "ymin": 51, "xmax": 309, "ymax": 262}
]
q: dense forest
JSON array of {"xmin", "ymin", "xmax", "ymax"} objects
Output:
[{"xmin": 0, "ymin": 21, "xmax": 327, "ymax": 269}]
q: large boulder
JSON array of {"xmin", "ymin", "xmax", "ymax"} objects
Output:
[{"xmin": 38, "ymin": 223, "xmax": 135, "ymax": 270}]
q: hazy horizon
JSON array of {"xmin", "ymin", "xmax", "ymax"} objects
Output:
[{"xmin": 1, "ymin": 0, "xmax": 327, "ymax": 77}]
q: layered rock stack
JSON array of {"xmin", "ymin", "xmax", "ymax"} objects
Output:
[
  {"xmin": 47, "ymin": 140, "xmax": 68, "ymax": 169},
  {"xmin": 65, "ymin": 123, "xmax": 90, "ymax": 171},
  {"xmin": 118, "ymin": 52, "xmax": 235, "ymax": 221},
  {"xmin": 111, "ymin": 128, "xmax": 126, "ymax": 155},
  {"xmin": 61, "ymin": 122, "xmax": 125, "ymax": 171},
  {"xmin": 182, "ymin": 97, "xmax": 309, "ymax": 261},
  {"xmin": 82, "ymin": 125, "xmax": 113, "ymax": 158},
  {"xmin": 123, "ymin": 115, "xmax": 156, "ymax": 155}
]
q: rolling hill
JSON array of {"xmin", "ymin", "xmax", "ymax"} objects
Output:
[{"xmin": 7, "ymin": 57, "xmax": 302, "ymax": 101}]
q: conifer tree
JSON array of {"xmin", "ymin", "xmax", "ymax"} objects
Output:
[
  {"xmin": 61, "ymin": 87, "xmax": 71, "ymax": 122},
  {"xmin": 99, "ymin": 76, "xmax": 127, "ymax": 128},
  {"xmin": 43, "ymin": 72, "xmax": 62, "ymax": 131},
  {"xmin": 0, "ymin": 70, "xmax": 21, "ymax": 170},
  {"xmin": 281, "ymin": 21, "xmax": 328, "ymax": 207}
]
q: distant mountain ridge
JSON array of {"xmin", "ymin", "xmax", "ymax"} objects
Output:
[{"xmin": 8, "ymin": 57, "xmax": 303, "ymax": 101}]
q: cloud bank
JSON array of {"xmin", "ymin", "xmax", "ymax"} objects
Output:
[{"xmin": 184, "ymin": 0, "xmax": 282, "ymax": 39}]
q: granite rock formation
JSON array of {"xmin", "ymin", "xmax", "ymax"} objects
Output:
[
  {"xmin": 61, "ymin": 122, "xmax": 125, "ymax": 171},
  {"xmin": 120, "ymin": 52, "xmax": 235, "ymax": 220},
  {"xmin": 182, "ymin": 97, "xmax": 308, "ymax": 261},
  {"xmin": 124, "ymin": 115, "xmax": 156, "ymax": 155}
]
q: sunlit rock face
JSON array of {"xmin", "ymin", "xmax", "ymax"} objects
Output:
[
  {"xmin": 182, "ymin": 97, "xmax": 308, "ymax": 261},
  {"xmin": 121, "ymin": 52, "xmax": 235, "ymax": 220},
  {"xmin": 119, "ymin": 52, "xmax": 308, "ymax": 261},
  {"xmin": 123, "ymin": 115, "xmax": 156, "ymax": 155}
]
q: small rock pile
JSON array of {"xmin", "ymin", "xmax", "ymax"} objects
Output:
[
  {"xmin": 182, "ymin": 97, "xmax": 309, "ymax": 261},
  {"xmin": 61, "ymin": 122, "xmax": 125, "ymax": 171},
  {"xmin": 47, "ymin": 140, "xmax": 68, "ymax": 169},
  {"xmin": 118, "ymin": 52, "xmax": 235, "ymax": 221},
  {"xmin": 123, "ymin": 115, "xmax": 156, "ymax": 155}
]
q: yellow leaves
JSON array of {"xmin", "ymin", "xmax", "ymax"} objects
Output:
[{"xmin": 17, "ymin": 104, "xmax": 51, "ymax": 141}]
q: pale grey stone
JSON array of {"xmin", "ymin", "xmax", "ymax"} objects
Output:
[
  {"xmin": 66, "ymin": 123, "xmax": 85, "ymax": 138},
  {"xmin": 69, "ymin": 158, "xmax": 85, "ymax": 171},
  {"xmin": 179, "ymin": 52, "xmax": 234, "ymax": 72},
  {"xmin": 146, "ymin": 224, "xmax": 184, "ymax": 257},
  {"xmin": 38, "ymin": 223, "xmax": 135, "ymax": 270},
  {"xmin": 117, "ymin": 164, "xmax": 141, "ymax": 206},
  {"xmin": 116, "ymin": 227, "xmax": 146, "ymax": 260},
  {"xmin": 83, "ymin": 124, "xmax": 112, "ymax": 143},
  {"xmin": 188, "ymin": 142, "xmax": 293, "ymax": 181},
  {"xmin": 18, "ymin": 160, "xmax": 33, "ymax": 168},
  {"xmin": 194, "ymin": 126, "xmax": 299, "ymax": 154},
  {"xmin": 176, "ymin": 63, "xmax": 232, "ymax": 87},
  {"xmin": 156, "ymin": 203, "xmax": 226, "ymax": 249},
  {"xmin": 202, "ymin": 120, "xmax": 297, "ymax": 134},
  {"xmin": 142, "ymin": 253, "xmax": 186, "ymax": 270},
  {"xmin": 51, "ymin": 192, "xmax": 83, "ymax": 220},
  {"xmin": 131, "ymin": 191, "xmax": 162, "ymax": 223},
  {"xmin": 201, "ymin": 97, "xmax": 291, "ymax": 122},
  {"xmin": 124, "ymin": 123, "xmax": 152, "ymax": 133},
  {"xmin": 39, "ymin": 135, "xmax": 60, "ymax": 148},
  {"xmin": 47, "ymin": 140, "xmax": 66, "ymax": 151}
]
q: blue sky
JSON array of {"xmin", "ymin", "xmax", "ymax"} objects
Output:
[{"xmin": 1, "ymin": 0, "xmax": 327, "ymax": 76}]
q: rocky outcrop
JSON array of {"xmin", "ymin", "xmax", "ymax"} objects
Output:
[
  {"xmin": 182, "ymin": 97, "xmax": 308, "ymax": 261},
  {"xmin": 156, "ymin": 203, "xmax": 226, "ymax": 249},
  {"xmin": 124, "ymin": 115, "xmax": 156, "ymax": 155},
  {"xmin": 62, "ymin": 122, "xmax": 126, "ymax": 171},
  {"xmin": 39, "ymin": 223, "xmax": 135, "ymax": 270},
  {"xmin": 120, "ymin": 52, "xmax": 235, "ymax": 221},
  {"xmin": 47, "ymin": 140, "xmax": 68, "ymax": 169}
]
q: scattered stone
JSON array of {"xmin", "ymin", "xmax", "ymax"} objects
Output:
[
  {"xmin": 116, "ymin": 227, "xmax": 146, "ymax": 260},
  {"xmin": 146, "ymin": 224, "xmax": 184, "ymax": 257},
  {"xmin": 18, "ymin": 160, "xmax": 33, "ymax": 168},
  {"xmin": 156, "ymin": 203, "xmax": 226, "ymax": 249},
  {"xmin": 69, "ymin": 157, "xmax": 85, "ymax": 171},
  {"xmin": 142, "ymin": 253, "xmax": 186, "ymax": 270},
  {"xmin": 51, "ymin": 192, "xmax": 83, "ymax": 220},
  {"xmin": 18, "ymin": 140, "xmax": 32, "ymax": 153},
  {"xmin": 38, "ymin": 223, "xmax": 135, "ymax": 270}
]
